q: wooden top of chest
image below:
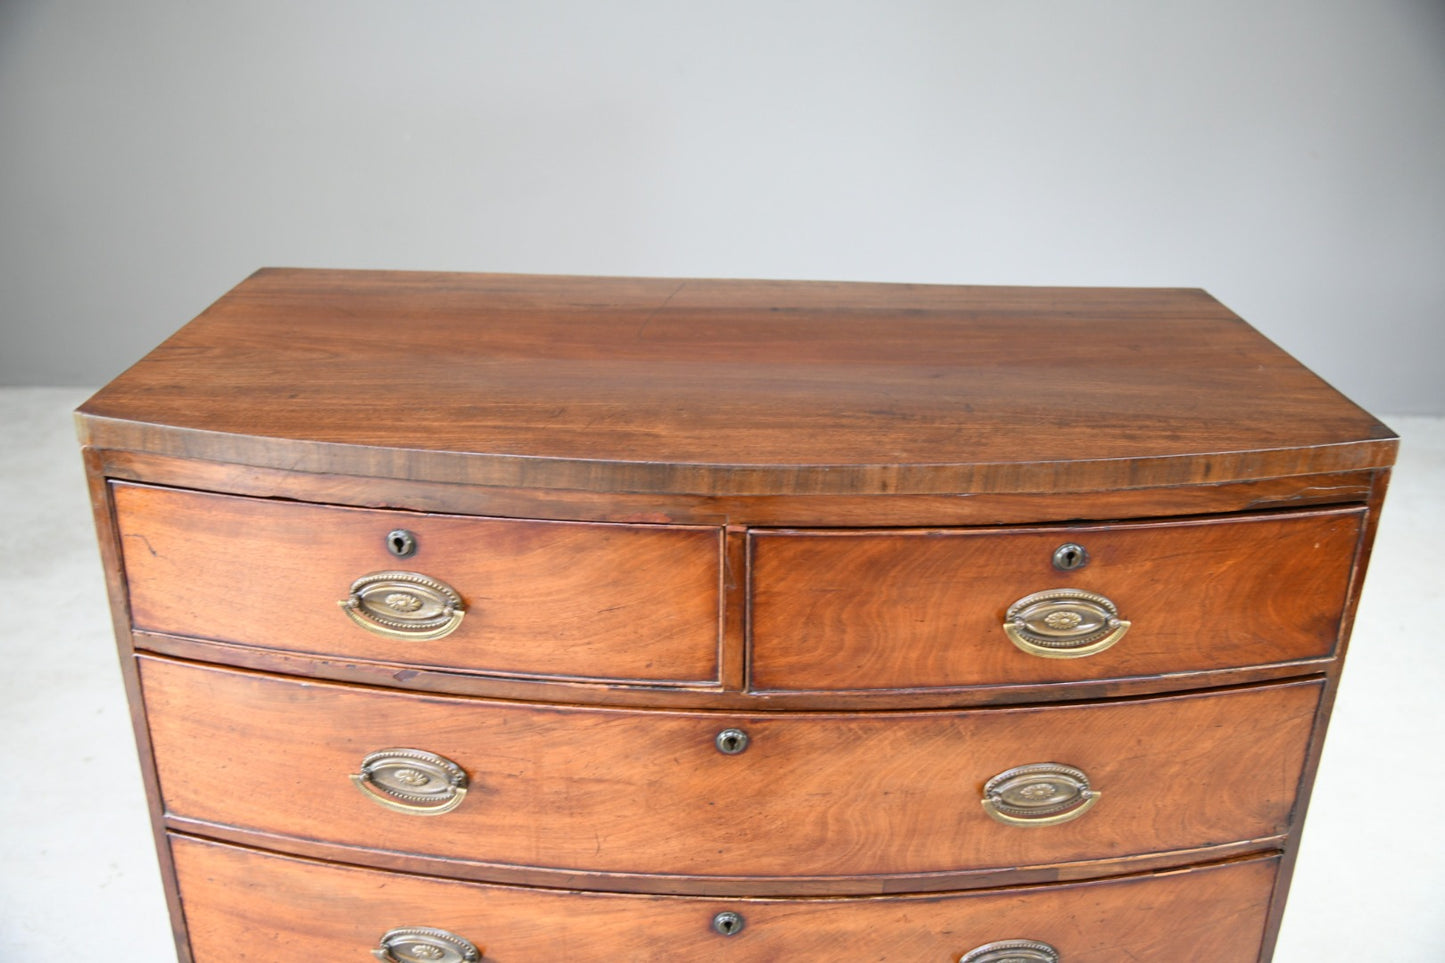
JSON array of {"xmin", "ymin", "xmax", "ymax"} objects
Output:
[{"xmin": 76, "ymin": 268, "xmax": 1396, "ymax": 496}]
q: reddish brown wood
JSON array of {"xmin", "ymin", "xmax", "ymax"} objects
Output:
[
  {"xmin": 131, "ymin": 628, "xmax": 1335, "ymax": 711},
  {"xmin": 93, "ymin": 448, "xmax": 1382, "ymax": 527},
  {"xmin": 140, "ymin": 656, "xmax": 1319, "ymax": 890},
  {"xmin": 1256, "ymin": 466, "xmax": 1395, "ymax": 960},
  {"xmin": 163, "ymin": 813, "xmax": 1286, "ymax": 897},
  {"xmin": 75, "ymin": 272, "xmax": 1397, "ymax": 961},
  {"xmin": 172, "ymin": 835, "xmax": 1279, "ymax": 962},
  {"xmin": 81, "ymin": 454, "xmax": 195, "ymax": 963},
  {"xmin": 114, "ymin": 482, "xmax": 723, "ymax": 685},
  {"xmin": 751, "ymin": 507, "xmax": 1362, "ymax": 692},
  {"xmin": 720, "ymin": 526, "xmax": 748, "ymax": 691},
  {"xmin": 76, "ymin": 269, "xmax": 1396, "ymax": 496}
]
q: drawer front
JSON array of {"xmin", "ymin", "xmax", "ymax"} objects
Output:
[
  {"xmin": 114, "ymin": 483, "xmax": 722, "ymax": 685},
  {"xmin": 141, "ymin": 656, "xmax": 1320, "ymax": 886},
  {"xmin": 173, "ymin": 835, "xmax": 1278, "ymax": 962},
  {"xmin": 751, "ymin": 507, "xmax": 1363, "ymax": 691}
]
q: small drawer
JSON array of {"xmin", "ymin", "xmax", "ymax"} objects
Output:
[
  {"xmin": 113, "ymin": 483, "xmax": 722, "ymax": 685},
  {"xmin": 172, "ymin": 835, "xmax": 1279, "ymax": 961},
  {"xmin": 750, "ymin": 507, "xmax": 1363, "ymax": 691},
  {"xmin": 141, "ymin": 656, "xmax": 1319, "ymax": 889}
]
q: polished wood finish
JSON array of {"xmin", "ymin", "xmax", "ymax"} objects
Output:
[
  {"xmin": 94, "ymin": 447, "xmax": 1381, "ymax": 527},
  {"xmin": 140, "ymin": 655, "xmax": 1318, "ymax": 891},
  {"xmin": 81, "ymin": 451, "xmax": 194, "ymax": 957},
  {"xmin": 77, "ymin": 271, "xmax": 1395, "ymax": 961},
  {"xmin": 751, "ymin": 507, "xmax": 1363, "ymax": 691},
  {"xmin": 130, "ymin": 628, "xmax": 1336, "ymax": 711},
  {"xmin": 172, "ymin": 835, "xmax": 1281, "ymax": 962},
  {"xmin": 1257, "ymin": 466, "xmax": 1394, "ymax": 962},
  {"xmin": 167, "ymin": 814, "xmax": 1288, "ymax": 898},
  {"xmin": 76, "ymin": 269, "xmax": 1395, "ymax": 496},
  {"xmin": 115, "ymin": 482, "xmax": 722, "ymax": 685}
]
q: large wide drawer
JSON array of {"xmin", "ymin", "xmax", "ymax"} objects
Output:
[
  {"xmin": 141, "ymin": 656, "xmax": 1320, "ymax": 889},
  {"xmin": 113, "ymin": 483, "xmax": 723, "ymax": 685},
  {"xmin": 750, "ymin": 507, "xmax": 1363, "ymax": 691},
  {"xmin": 172, "ymin": 835, "xmax": 1278, "ymax": 962}
]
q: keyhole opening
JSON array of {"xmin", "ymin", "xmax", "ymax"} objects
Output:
[
  {"xmin": 712, "ymin": 911, "xmax": 745, "ymax": 936},
  {"xmin": 1052, "ymin": 543, "xmax": 1088, "ymax": 571},
  {"xmin": 387, "ymin": 529, "xmax": 418, "ymax": 558},
  {"xmin": 715, "ymin": 728, "xmax": 749, "ymax": 755}
]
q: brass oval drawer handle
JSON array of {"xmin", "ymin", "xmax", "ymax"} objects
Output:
[
  {"xmin": 374, "ymin": 926, "xmax": 482, "ymax": 962},
  {"xmin": 340, "ymin": 571, "xmax": 465, "ymax": 641},
  {"xmin": 958, "ymin": 939, "xmax": 1060, "ymax": 963},
  {"xmin": 352, "ymin": 748, "xmax": 469, "ymax": 816},
  {"xmin": 1002, "ymin": 588, "xmax": 1130, "ymax": 658},
  {"xmin": 982, "ymin": 762, "xmax": 1098, "ymax": 827}
]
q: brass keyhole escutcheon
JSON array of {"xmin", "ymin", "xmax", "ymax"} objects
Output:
[
  {"xmin": 387, "ymin": 529, "xmax": 418, "ymax": 558},
  {"xmin": 712, "ymin": 911, "xmax": 745, "ymax": 936},
  {"xmin": 715, "ymin": 728, "xmax": 750, "ymax": 755},
  {"xmin": 1052, "ymin": 542, "xmax": 1088, "ymax": 571}
]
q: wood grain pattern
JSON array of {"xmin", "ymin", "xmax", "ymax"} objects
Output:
[
  {"xmin": 1257, "ymin": 467, "xmax": 1393, "ymax": 962},
  {"xmin": 93, "ymin": 447, "xmax": 1381, "ymax": 528},
  {"xmin": 751, "ymin": 507, "xmax": 1363, "ymax": 691},
  {"xmin": 75, "ymin": 273, "xmax": 1397, "ymax": 961},
  {"xmin": 114, "ymin": 483, "xmax": 723, "ymax": 685},
  {"xmin": 139, "ymin": 656, "xmax": 1320, "ymax": 890},
  {"xmin": 82, "ymin": 453, "xmax": 195, "ymax": 962},
  {"xmin": 76, "ymin": 269, "xmax": 1396, "ymax": 495},
  {"xmin": 132, "ymin": 628, "xmax": 1334, "ymax": 712},
  {"xmin": 166, "ymin": 815, "xmax": 1286, "ymax": 898},
  {"xmin": 172, "ymin": 835, "xmax": 1279, "ymax": 962}
]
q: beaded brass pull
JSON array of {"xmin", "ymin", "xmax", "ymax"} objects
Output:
[
  {"xmin": 341, "ymin": 571, "xmax": 465, "ymax": 641},
  {"xmin": 982, "ymin": 762, "xmax": 1098, "ymax": 827},
  {"xmin": 1002, "ymin": 588, "xmax": 1129, "ymax": 658},
  {"xmin": 958, "ymin": 938, "xmax": 1060, "ymax": 963},
  {"xmin": 374, "ymin": 926, "xmax": 482, "ymax": 962},
  {"xmin": 352, "ymin": 748, "xmax": 469, "ymax": 816}
]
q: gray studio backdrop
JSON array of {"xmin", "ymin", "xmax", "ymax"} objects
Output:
[{"xmin": 2, "ymin": 0, "xmax": 1442, "ymax": 412}]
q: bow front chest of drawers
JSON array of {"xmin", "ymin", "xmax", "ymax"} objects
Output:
[{"xmin": 78, "ymin": 270, "xmax": 1396, "ymax": 962}]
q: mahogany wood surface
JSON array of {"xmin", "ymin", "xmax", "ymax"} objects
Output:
[
  {"xmin": 165, "ymin": 812, "xmax": 1287, "ymax": 898},
  {"xmin": 751, "ymin": 507, "xmax": 1362, "ymax": 691},
  {"xmin": 131, "ymin": 629, "xmax": 1336, "ymax": 711},
  {"xmin": 139, "ymin": 656, "xmax": 1319, "ymax": 890},
  {"xmin": 1256, "ymin": 467, "xmax": 1393, "ymax": 962},
  {"xmin": 114, "ymin": 482, "xmax": 723, "ymax": 685},
  {"xmin": 172, "ymin": 835, "xmax": 1279, "ymax": 962},
  {"xmin": 82, "ymin": 453, "xmax": 195, "ymax": 961},
  {"xmin": 76, "ymin": 269, "xmax": 1396, "ymax": 495},
  {"xmin": 76, "ymin": 271, "xmax": 1399, "ymax": 961},
  {"xmin": 94, "ymin": 447, "xmax": 1381, "ymax": 527}
]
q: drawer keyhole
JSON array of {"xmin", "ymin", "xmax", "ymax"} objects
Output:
[
  {"xmin": 1052, "ymin": 543, "xmax": 1088, "ymax": 571},
  {"xmin": 715, "ymin": 728, "xmax": 750, "ymax": 755},
  {"xmin": 712, "ymin": 911, "xmax": 745, "ymax": 936},
  {"xmin": 387, "ymin": 529, "xmax": 418, "ymax": 558}
]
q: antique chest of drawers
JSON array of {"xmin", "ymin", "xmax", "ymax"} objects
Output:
[{"xmin": 78, "ymin": 270, "xmax": 1396, "ymax": 962}]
